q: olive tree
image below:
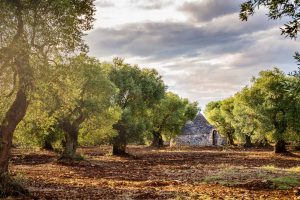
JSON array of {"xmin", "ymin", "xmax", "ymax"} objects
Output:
[
  {"xmin": 148, "ymin": 92, "xmax": 198, "ymax": 148},
  {"xmin": 0, "ymin": 0, "xmax": 94, "ymax": 195},
  {"xmin": 205, "ymin": 100, "xmax": 236, "ymax": 145},
  {"xmin": 109, "ymin": 59, "xmax": 166, "ymax": 155},
  {"xmin": 49, "ymin": 55, "xmax": 115, "ymax": 159},
  {"xmin": 246, "ymin": 69, "xmax": 298, "ymax": 153}
]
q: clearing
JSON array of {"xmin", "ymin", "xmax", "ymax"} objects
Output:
[{"xmin": 9, "ymin": 146, "xmax": 300, "ymax": 199}]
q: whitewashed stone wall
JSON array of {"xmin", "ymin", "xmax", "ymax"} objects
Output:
[{"xmin": 170, "ymin": 113, "xmax": 227, "ymax": 147}]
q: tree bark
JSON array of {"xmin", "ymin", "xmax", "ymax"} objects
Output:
[
  {"xmin": 151, "ymin": 131, "xmax": 164, "ymax": 148},
  {"xmin": 112, "ymin": 122, "xmax": 127, "ymax": 155},
  {"xmin": 59, "ymin": 111, "xmax": 85, "ymax": 160},
  {"xmin": 0, "ymin": 88, "xmax": 28, "ymax": 173},
  {"xmin": 274, "ymin": 139, "xmax": 287, "ymax": 153},
  {"xmin": 62, "ymin": 129, "xmax": 78, "ymax": 159},
  {"xmin": 43, "ymin": 141, "xmax": 54, "ymax": 151},
  {"xmin": 243, "ymin": 134, "xmax": 252, "ymax": 148},
  {"xmin": 0, "ymin": 1, "xmax": 31, "ymax": 174},
  {"xmin": 42, "ymin": 134, "xmax": 54, "ymax": 151},
  {"xmin": 60, "ymin": 121, "xmax": 79, "ymax": 159},
  {"xmin": 227, "ymin": 134, "xmax": 235, "ymax": 146}
]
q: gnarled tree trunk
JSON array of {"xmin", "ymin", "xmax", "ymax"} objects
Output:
[
  {"xmin": 42, "ymin": 136, "xmax": 54, "ymax": 151},
  {"xmin": 274, "ymin": 139, "xmax": 287, "ymax": 153},
  {"xmin": 151, "ymin": 131, "xmax": 163, "ymax": 148},
  {"xmin": 0, "ymin": 1, "xmax": 33, "ymax": 197},
  {"xmin": 0, "ymin": 88, "xmax": 28, "ymax": 173},
  {"xmin": 112, "ymin": 122, "xmax": 127, "ymax": 155},
  {"xmin": 243, "ymin": 134, "xmax": 252, "ymax": 148},
  {"xmin": 0, "ymin": 41, "xmax": 31, "ymax": 196},
  {"xmin": 0, "ymin": 90, "xmax": 29, "ymax": 196},
  {"xmin": 0, "ymin": 44, "xmax": 31, "ymax": 175},
  {"xmin": 58, "ymin": 111, "xmax": 85, "ymax": 160},
  {"xmin": 62, "ymin": 128, "xmax": 78, "ymax": 159},
  {"xmin": 60, "ymin": 113, "xmax": 85, "ymax": 160},
  {"xmin": 227, "ymin": 134, "xmax": 235, "ymax": 146},
  {"xmin": 0, "ymin": 1, "xmax": 31, "ymax": 175}
]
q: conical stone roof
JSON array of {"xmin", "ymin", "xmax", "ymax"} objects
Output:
[{"xmin": 181, "ymin": 113, "xmax": 215, "ymax": 135}]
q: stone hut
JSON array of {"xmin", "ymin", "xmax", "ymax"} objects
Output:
[{"xmin": 170, "ymin": 113, "xmax": 226, "ymax": 146}]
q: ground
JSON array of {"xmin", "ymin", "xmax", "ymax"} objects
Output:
[{"xmin": 8, "ymin": 146, "xmax": 300, "ymax": 199}]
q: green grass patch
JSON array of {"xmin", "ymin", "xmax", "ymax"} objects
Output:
[
  {"xmin": 271, "ymin": 176, "xmax": 300, "ymax": 190},
  {"xmin": 203, "ymin": 166, "xmax": 300, "ymax": 190}
]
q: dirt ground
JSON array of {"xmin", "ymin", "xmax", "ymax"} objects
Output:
[{"xmin": 8, "ymin": 146, "xmax": 300, "ymax": 199}]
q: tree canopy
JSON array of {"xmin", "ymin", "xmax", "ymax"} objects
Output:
[
  {"xmin": 205, "ymin": 68, "xmax": 300, "ymax": 152},
  {"xmin": 109, "ymin": 59, "xmax": 166, "ymax": 155},
  {"xmin": 147, "ymin": 92, "xmax": 198, "ymax": 147}
]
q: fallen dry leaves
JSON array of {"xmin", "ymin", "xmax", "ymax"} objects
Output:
[{"xmin": 7, "ymin": 146, "xmax": 300, "ymax": 199}]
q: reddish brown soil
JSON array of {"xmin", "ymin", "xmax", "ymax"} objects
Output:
[{"xmin": 8, "ymin": 146, "xmax": 300, "ymax": 199}]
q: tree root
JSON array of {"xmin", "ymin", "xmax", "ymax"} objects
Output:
[{"xmin": 0, "ymin": 173, "xmax": 28, "ymax": 198}]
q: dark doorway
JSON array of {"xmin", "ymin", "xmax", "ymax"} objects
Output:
[{"xmin": 212, "ymin": 130, "xmax": 218, "ymax": 145}]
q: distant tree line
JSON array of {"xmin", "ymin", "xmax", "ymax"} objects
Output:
[{"xmin": 205, "ymin": 68, "xmax": 300, "ymax": 153}]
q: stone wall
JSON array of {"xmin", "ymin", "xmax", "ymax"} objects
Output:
[
  {"xmin": 170, "ymin": 130, "xmax": 227, "ymax": 147},
  {"xmin": 170, "ymin": 134, "xmax": 210, "ymax": 147},
  {"xmin": 170, "ymin": 113, "xmax": 227, "ymax": 147}
]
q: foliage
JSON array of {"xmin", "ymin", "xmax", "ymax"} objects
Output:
[
  {"xmin": 79, "ymin": 106, "xmax": 121, "ymax": 146},
  {"xmin": 240, "ymin": 0, "xmax": 300, "ymax": 38},
  {"xmin": 109, "ymin": 58, "xmax": 166, "ymax": 154},
  {"xmin": 232, "ymin": 88, "xmax": 265, "ymax": 145},
  {"xmin": 249, "ymin": 69, "xmax": 294, "ymax": 145},
  {"xmin": 204, "ymin": 100, "xmax": 235, "ymax": 145},
  {"xmin": 0, "ymin": 0, "xmax": 96, "ymax": 180},
  {"xmin": 48, "ymin": 55, "xmax": 115, "ymax": 126},
  {"xmin": 240, "ymin": 0, "xmax": 300, "ymax": 63},
  {"xmin": 147, "ymin": 92, "xmax": 198, "ymax": 145},
  {"xmin": 205, "ymin": 68, "xmax": 300, "ymax": 151},
  {"xmin": 14, "ymin": 55, "xmax": 118, "ymax": 153},
  {"xmin": 0, "ymin": 0, "xmax": 95, "ymax": 99}
]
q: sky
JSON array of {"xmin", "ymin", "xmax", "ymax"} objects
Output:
[{"xmin": 85, "ymin": 0, "xmax": 300, "ymax": 110}]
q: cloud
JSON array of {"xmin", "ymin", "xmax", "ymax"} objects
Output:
[
  {"xmin": 95, "ymin": 0, "xmax": 115, "ymax": 7},
  {"xmin": 86, "ymin": 0, "xmax": 300, "ymax": 108},
  {"xmin": 86, "ymin": 12, "xmax": 278, "ymax": 60},
  {"xmin": 178, "ymin": 0, "xmax": 243, "ymax": 23},
  {"xmin": 130, "ymin": 0, "xmax": 173, "ymax": 10}
]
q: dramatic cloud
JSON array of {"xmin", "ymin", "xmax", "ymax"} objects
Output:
[
  {"xmin": 130, "ymin": 0, "xmax": 173, "ymax": 10},
  {"xmin": 86, "ymin": 13, "xmax": 279, "ymax": 60},
  {"xmin": 86, "ymin": 0, "xmax": 300, "ymax": 108},
  {"xmin": 179, "ymin": 0, "xmax": 242, "ymax": 23}
]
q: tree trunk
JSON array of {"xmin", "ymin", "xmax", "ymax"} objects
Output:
[
  {"xmin": 151, "ymin": 131, "xmax": 164, "ymax": 148},
  {"xmin": 112, "ymin": 122, "xmax": 127, "ymax": 155},
  {"xmin": 227, "ymin": 134, "xmax": 235, "ymax": 146},
  {"xmin": 256, "ymin": 137, "xmax": 271, "ymax": 147},
  {"xmin": 62, "ymin": 130, "xmax": 78, "ymax": 159},
  {"xmin": 243, "ymin": 135, "xmax": 252, "ymax": 148},
  {"xmin": 0, "ymin": 34, "xmax": 31, "ymax": 174},
  {"xmin": 43, "ymin": 139, "xmax": 54, "ymax": 151},
  {"xmin": 0, "ymin": 88, "xmax": 28, "ymax": 173},
  {"xmin": 0, "ymin": 2, "xmax": 31, "ymax": 196},
  {"xmin": 59, "ymin": 112, "xmax": 85, "ymax": 160},
  {"xmin": 60, "ymin": 122, "xmax": 79, "ymax": 159},
  {"xmin": 42, "ymin": 133, "xmax": 54, "ymax": 151},
  {"xmin": 274, "ymin": 139, "xmax": 287, "ymax": 153}
]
